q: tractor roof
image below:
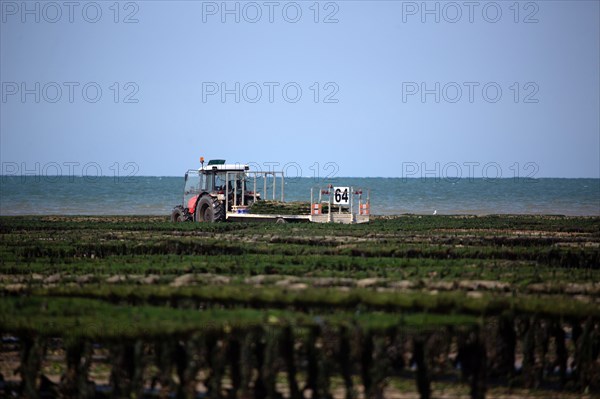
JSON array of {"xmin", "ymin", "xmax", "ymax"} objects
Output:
[
  {"xmin": 200, "ymin": 164, "xmax": 249, "ymax": 172},
  {"xmin": 207, "ymin": 159, "xmax": 226, "ymax": 165}
]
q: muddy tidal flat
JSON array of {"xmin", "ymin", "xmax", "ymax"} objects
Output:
[{"xmin": 1, "ymin": 215, "xmax": 599, "ymax": 398}]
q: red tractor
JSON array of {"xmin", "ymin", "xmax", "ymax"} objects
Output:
[{"xmin": 171, "ymin": 159, "xmax": 257, "ymax": 222}]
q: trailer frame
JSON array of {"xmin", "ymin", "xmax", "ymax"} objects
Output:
[{"xmin": 223, "ymin": 170, "xmax": 370, "ymax": 224}]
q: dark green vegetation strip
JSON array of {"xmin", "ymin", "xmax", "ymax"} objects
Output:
[
  {"xmin": 2, "ymin": 214, "xmax": 599, "ymax": 232},
  {"xmin": 26, "ymin": 285, "xmax": 600, "ymax": 319},
  {"xmin": 0, "ymin": 296, "xmax": 478, "ymax": 339}
]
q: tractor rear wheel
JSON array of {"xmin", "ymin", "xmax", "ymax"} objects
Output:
[
  {"xmin": 171, "ymin": 206, "xmax": 185, "ymax": 222},
  {"xmin": 195, "ymin": 196, "xmax": 225, "ymax": 222}
]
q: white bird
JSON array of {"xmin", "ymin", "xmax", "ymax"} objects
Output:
[{"xmin": 433, "ymin": 210, "xmax": 437, "ymax": 215}]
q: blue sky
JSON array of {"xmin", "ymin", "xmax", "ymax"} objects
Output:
[{"xmin": 1, "ymin": 0, "xmax": 599, "ymax": 178}]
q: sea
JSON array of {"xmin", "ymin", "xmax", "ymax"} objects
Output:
[{"xmin": 0, "ymin": 176, "xmax": 598, "ymax": 216}]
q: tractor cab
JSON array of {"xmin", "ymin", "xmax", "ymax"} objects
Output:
[{"xmin": 199, "ymin": 159, "xmax": 249, "ymax": 192}]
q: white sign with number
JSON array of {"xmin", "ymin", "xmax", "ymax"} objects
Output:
[{"xmin": 333, "ymin": 187, "xmax": 350, "ymax": 205}]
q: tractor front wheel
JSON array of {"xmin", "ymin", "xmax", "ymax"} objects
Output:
[
  {"xmin": 171, "ymin": 206, "xmax": 185, "ymax": 222},
  {"xmin": 195, "ymin": 196, "xmax": 225, "ymax": 223}
]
